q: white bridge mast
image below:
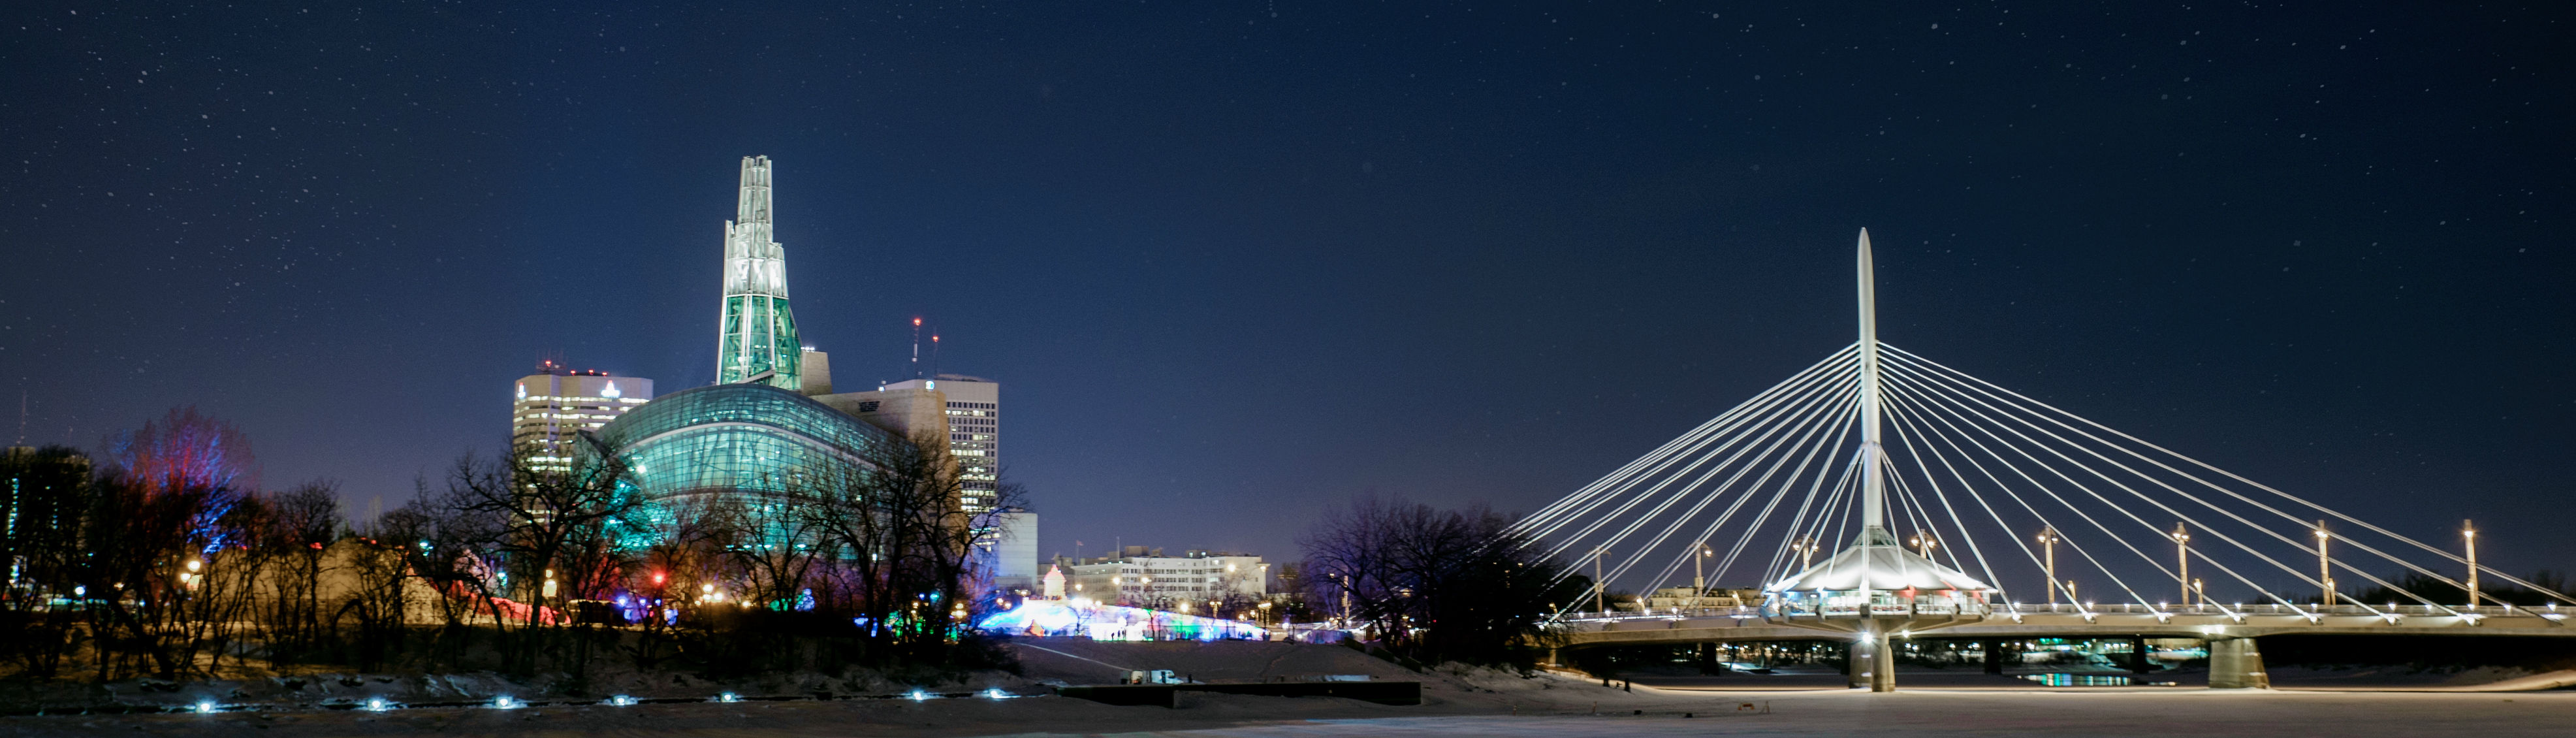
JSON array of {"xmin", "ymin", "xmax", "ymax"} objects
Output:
[{"xmin": 1855, "ymin": 229, "xmax": 1891, "ymax": 541}]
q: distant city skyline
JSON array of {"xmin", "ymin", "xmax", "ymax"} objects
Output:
[{"xmin": 3, "ymin": 3, "xmax": 2568, "ymax": 579}]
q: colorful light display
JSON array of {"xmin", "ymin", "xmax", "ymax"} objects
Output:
[{"xmin": 974, "ymin": 599, "xmax": 1266, "ymax": 641}]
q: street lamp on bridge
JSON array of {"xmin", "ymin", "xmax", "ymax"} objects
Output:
[
  {"xmin": 2037, "ymin": 527, "xmax": 2061, "ymax": 606},
  {"xmin": 1693, "ymin": 545, "xmax": 1713, "ymax": 593},
  {"xmin": 2171, "ymin": 522, "xmax": 2191, "ymax": 607},
  {"xmin": 2315, "ymin": 521, "xmax": 2336, "ymax": 608},
  {"xmin": 2464, "ymin": 521, "xmax": 2481, "ymax": 609}
]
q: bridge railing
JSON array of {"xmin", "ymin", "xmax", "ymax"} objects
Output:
[{"xmin": 1557, "ymin": 601, "xmax": 2568, "ymax": 624}]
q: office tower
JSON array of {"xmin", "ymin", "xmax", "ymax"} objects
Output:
[
  {"xmin": 511, "ymin": 361, "xmax": 654, "ymax": 472},
  {"xmin": 714, "ymin": 155, "xmax": 801, "ymax": 391},
  {"xmin": 879, "ymin": 374, "xmax": 999, "ymax": 511}
]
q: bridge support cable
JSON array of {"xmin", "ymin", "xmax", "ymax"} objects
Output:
[
  {"xmin": 1881, "ymin": 378, "xmax": 2311, "ymax": 618},
  {"xmin": 1886, "ymin": 360, "xmax": 2442, "ymax": 618},
  {"xmin": 1514, "ymin": 345, "xmax": 1858, "ymax": 540},
  {"xmin": 1879, "ymin": 401, "xmax": 2009, "ymax": 596},
  {"xmin": 1883, "ymin": 345, "xmax": 2573, "ymax": 606},
  {"xmin": 1879, "ymin": 351, "xmax": 2387, "ymax": 594},
  {"xmin": 1773, "ymin": 456, "xmax": 1864, "ymax": 588},
  {"xmin": 1574, "ymin": 379, "xmax": 1863, "ymax": 584},
  {"xmin": 1879, "ymin": 393, "xmax": 2066, "ymax": 602},
  {"xmin": 1527, "ymin": 366, "xmax": 1860, "ymax": 566},
  {"xmin": 1881, "ymin": 351, "xmax": 2511, "ymax": 613},
  {"xmin": 1516, "ymin": 349, "xmax": 1858, "ymax": 548},
  {"xmin": 1519, "ymin": 238, "xmax": 2570, "ymax": 626},
  {"xmin": 1883, "ymin": 361, "xmax": 2342, "ymax": 614},
  {"xmin": 1873, "ymin": 374, "xmax": 2159, "ymax": 611},
  {"xmin": 1880, "ymin": 455, "xmax": 1986, "ymax": 586},
  {"xmin": 1752, "ymin": 418, "xmax": 1862, "ymax": 589},
  {"xmin": 1538, "ymin": 375, "xmax": 1860, "ymax": 599},
  {"xmin": 1694, "ymin": 400, "xmax": 1862, "ymax": 592},
  {"xmin": 1627, "ymin": 395, "xmax": 1866, "ymax": 599}
]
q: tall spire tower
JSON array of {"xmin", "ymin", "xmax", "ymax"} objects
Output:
[
  {"xmin": 715, "ymin": 155, "xmax": 802, "ymax": 390},
  {"xmin": 1854, "ymin": 228, "xmax": 1892, "ymax": 543}
]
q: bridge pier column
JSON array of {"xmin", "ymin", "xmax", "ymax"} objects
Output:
[
  {"xmin": 1982, "ymin": 639, "xmax": 2003, "ymax": 675},
  {"xmin": 1868, "ymin": 629, "xmax": 1896, "ymax": 692},
  {"xmin": 1845, "ymin": 639, "xmax": 1867, "ymax": 688},
  {"xmin": 2129, "ymin": 636, "xmax": 2152, "ymax": 674},
  {"xmin": 2206, "ymin": 637, "xmax": 2270, "ymax": 689}
]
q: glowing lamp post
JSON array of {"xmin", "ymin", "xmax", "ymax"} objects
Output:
[
  {"xmin": 2036, "ymin": 528, "xmax": 2061, "ymax": 607},
  {"xmin": 2463, "ymin": 521, "xmax": 2481, "ymax": 609},
  {"xmin": 2314, "ymin": 521, "xmax": 2334, "ymax": 608},
  {"xmin": 2170, "ymin": 523, "xmax": 2191, "ymax": 608},
  {"xmin": 1693, "ymin": 545, "xmax": 1713, "ymax": 594}
]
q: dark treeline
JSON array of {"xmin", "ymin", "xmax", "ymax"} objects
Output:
[
  {"xmin": 0, "ymin": 407, "xmax": 1018, "ymax": 686},
  {"xmin": 1297, "ymin": 494, "xmax": 1585, "ymax": 669}
]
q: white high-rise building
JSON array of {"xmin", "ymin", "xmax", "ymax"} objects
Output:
[
  {"xmin": 870, "ymin": 374, "xmax": 1028, "ymax": 590},
  {"xmin": 511, "ymin": 362, "xmax": 654, "ymax": 472},
  {"xmin": 878, "ymin": 374, "xmax": 1000, "ymax": 511}
]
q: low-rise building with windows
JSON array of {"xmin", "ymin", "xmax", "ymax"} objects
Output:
[{"xmin": 1058, "ymin": 547, "xmax": 1266, "ymax": 611}]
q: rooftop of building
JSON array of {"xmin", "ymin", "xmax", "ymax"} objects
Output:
[{"xmin": 528, "ymin": 359, "xmax": 615, "ymax": 377}]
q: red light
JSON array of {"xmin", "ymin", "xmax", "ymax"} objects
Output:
[{"xmin": 652, "ymin": 572, "xmax": 665, "ymax": 585}]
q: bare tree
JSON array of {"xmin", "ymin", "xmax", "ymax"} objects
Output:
[
  {"xmin": 0, "ymin": 446, "xmax": 93, "ymax": 678},
  {"xmin": 796, "ymin": 429, "xmax": 1015, "ymax": 665},
  {"xmin": 1300, "ymin": 494, "xmax": 1580, "ymax": 667},
  {"xmin": 433, "ymin": 436, "xmax": 643, "ymax": 675},
  {"xmin": 257, "ymin": 481, "xmax": 343, "ymax": 664}
]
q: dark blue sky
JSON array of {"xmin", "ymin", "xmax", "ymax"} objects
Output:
[{"xmin": 5, "ymin": 3, "xmax": 2569, "ymax": 579}]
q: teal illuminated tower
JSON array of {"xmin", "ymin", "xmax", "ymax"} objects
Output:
[{"xmin": 715, "ymin": 155, "xmax": 801, "ymax": 390}]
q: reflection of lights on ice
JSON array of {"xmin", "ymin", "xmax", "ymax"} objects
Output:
[{"xmin": 974, "ymin": 600, "xmax": 1267, "ymax": 641}]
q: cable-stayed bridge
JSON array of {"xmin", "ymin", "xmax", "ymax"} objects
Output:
[{"xmin": 1515, "ymin": 231, "xmax": 2576, "ymax": 691}]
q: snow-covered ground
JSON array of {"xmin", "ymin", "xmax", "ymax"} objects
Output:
[{"xmin": 10, "ymin": 642, "xmax": 2573, "ymax": 737}]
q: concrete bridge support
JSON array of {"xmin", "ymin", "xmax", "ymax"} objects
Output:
[
  {"xmin": 2207, "ymin": 637, "xmax": 2270, "ymax": 689},
  {"xmin": 1845, "ymin": 630, "xmax": 1896, "ymax": 692},
  {"xmin": 1983, "ymin": 639, "xmax": 2003, "ymax": 675}
]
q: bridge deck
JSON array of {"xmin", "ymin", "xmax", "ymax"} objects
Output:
[{"xmin": 1555, "ymin": 604, "xmax": 2573, "ymax": 646}]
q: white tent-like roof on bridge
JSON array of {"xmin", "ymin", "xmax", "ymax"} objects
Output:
[{"xmin": 1767, "ymin": 540, "xmax": 1994, "ymax": 594}]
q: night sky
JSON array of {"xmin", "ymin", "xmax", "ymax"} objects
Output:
[{"xmin": 5, "ymin": 3, "xmax": 2570, "ymax": 582}]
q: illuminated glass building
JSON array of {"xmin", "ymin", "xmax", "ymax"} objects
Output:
[{"xmin": 594, "ymin": 382, "xmax": 897, "ymax": 501}]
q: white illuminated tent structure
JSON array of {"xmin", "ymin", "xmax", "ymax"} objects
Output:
[{"xmin": 1767, "ymin": 530, "xmax": 1995, "ymax": 613}]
